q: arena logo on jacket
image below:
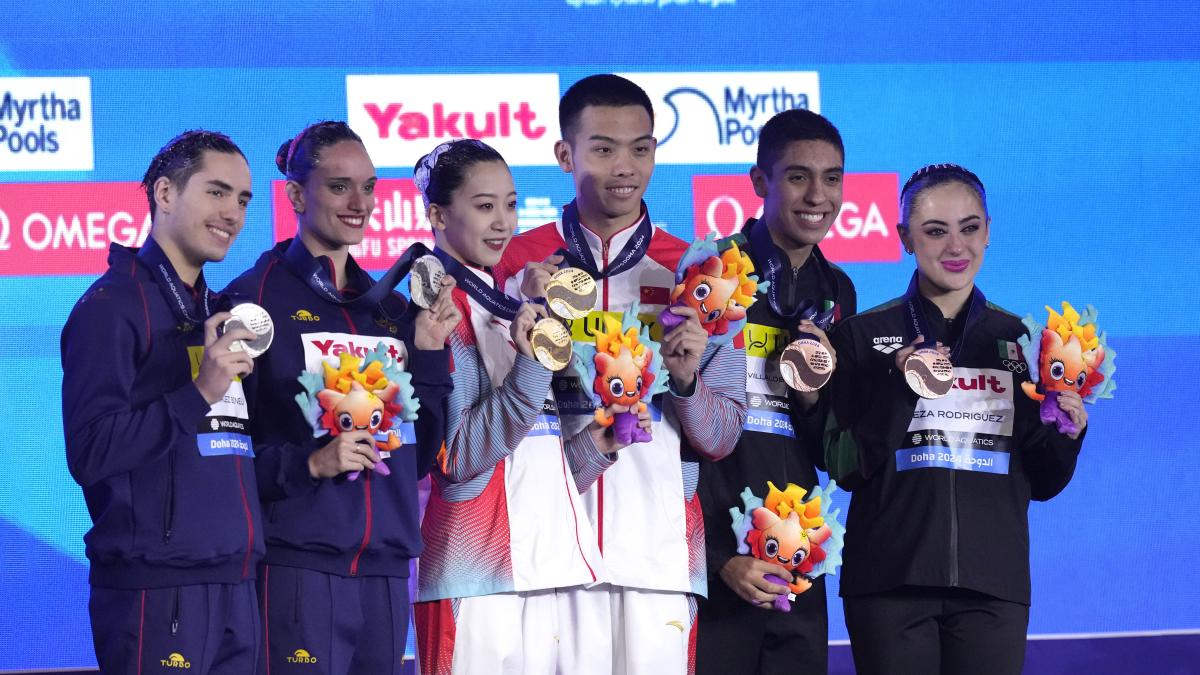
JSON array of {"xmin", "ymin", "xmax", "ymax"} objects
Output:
[
  {"xmin": 899, "ymin": 368, "xmax": 1015, "ymax": 474},
  {"xmin": 188, "ymin": 346, "xmax": 253, "ymax": 457},
  {"xmin": 301, "ymin": 331, "xmax": 415, "ymax": 444}
]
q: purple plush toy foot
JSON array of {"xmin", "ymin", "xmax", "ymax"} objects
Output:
[
  {"xmin": 764, "ymin": 574, "xmax": 792, "ymax": 611},
  {"xmin": 657, "ymin": 303, "xmax": 687, "ymax": 332},
  {"xmin": 1040, "ymin": 391, "xmax": 1079, "ymax": 436},
  {"xmin": 613, "ymin": 411, "xmax": 653, "ymax": 445}
]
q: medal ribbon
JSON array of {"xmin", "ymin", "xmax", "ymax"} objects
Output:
[
  {"xmin": 557, "ymin": 200, "xmax": 654, "ymax": 280},
  {"xmin": 281, "ymin": 237, "xmax": 432, "ymax": 311},
  {"xmin": 744, "ymin": 217, "xmax": 838, "ymax": 332},
  {"xmin": 432, "ymin": 247, "xmax": 522, "ymax": 321},
  {"xmin": 136, "ymin": 237, "xmax": 212, "ymax": 327},
  {"xmin": 902, "ymin": 271, "xmax": 987, "ymax": 362}
]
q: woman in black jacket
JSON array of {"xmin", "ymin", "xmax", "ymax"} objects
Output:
[{"xmin": 825, "ymin": 164, "xmax": 1087, "ymax": 675}]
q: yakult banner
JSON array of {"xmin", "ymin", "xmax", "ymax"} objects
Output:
[
  {"xmin": 0, "ymin": 182, "xmax": 149, "ymax": 275},
  {"xmin": 346, "ymin": 73, "xmax": 560, "ymax": 169},
  {"xmin": 692, "ymin": 172, "xmax": 901, "ymax": 263},
  {"xmin": 618, "ymin": 71, "xmax": 820, "ymax": 165},
  {"xmin": 272, "ymin": 178, "xmax": 434, "ymax": 272},
  {"xmin": 0, "ymin": 77, "xmax": 94, "ymax": 172}
]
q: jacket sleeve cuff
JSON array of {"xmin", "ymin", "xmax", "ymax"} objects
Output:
[
  {"xmin": 565, "ymin": 427, "xmax": 617, "ymax": 492},
  {"xmin": 407, "ymin": 346, "xmax": 452, "ymax": 387},
  {"xmin": 281, "ymin": 440, "xmax": 322, "ymax": 497},
  {"xmin": 171, "ymin": 382, "xmax": 215, "ymax": 430}
]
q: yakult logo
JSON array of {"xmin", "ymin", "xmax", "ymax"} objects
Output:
[
  {"xmin": 0, "ymin": 77, "xmax": 93, "ymax": 171},
  {"xmin": 0, "ymin": 182, "xmax": 150, "ymax": 276},
  {"xmin": 692, "ymin": 173, "xmax": 902, "ymax": 263},
  {"xmin": 347, "ymin": 74, "xmax": 559, "ymax": 168},
  {"xmin": 618, "ymin": 72, "xmax": 819, "ymax": 164},
  {"xmin": 301, "ymin": 332, "xmax": 408, "ymax": 375}
]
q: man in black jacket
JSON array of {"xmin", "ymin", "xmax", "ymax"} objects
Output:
[{"xmin": 696, "ymin": 109, "xmax": 857, "ymax": 674}]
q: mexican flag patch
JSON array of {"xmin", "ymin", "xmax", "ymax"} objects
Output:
[{"xmin": 997, "ymin": 339, "xmax": 1021, "ymax": 360}]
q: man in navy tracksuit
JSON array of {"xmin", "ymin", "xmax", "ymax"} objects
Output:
[{"xmin": 61, "ymin": 130, "xmax": 263, "ymax": 673}]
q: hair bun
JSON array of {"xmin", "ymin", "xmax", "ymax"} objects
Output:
[{"xmin": 275, "ymin": 140, "xmax": 292, "ymax": 176}]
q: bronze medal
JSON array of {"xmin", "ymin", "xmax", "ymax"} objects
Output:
[
  {"xmin": 780, "ymin": 338, "xmax": 834, "ymax": 392},
  {"xmin": 545, "ymin": 267, "xmax": 597, "ymax": 320},
  {"xmin": 903, "ymin": 347, "xmax": 955, "ymax": 398}
]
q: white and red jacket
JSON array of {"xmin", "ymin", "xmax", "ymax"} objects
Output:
[
  {"xmin": 417, "ymin": 263, "xmax": 606, "ymax": 601},
  {"xmin": 495, "ymin": 210, "xmax": 747, "ymax": 596}
]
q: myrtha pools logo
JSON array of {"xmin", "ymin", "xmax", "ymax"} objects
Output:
[
  {"xmin": 0, "ymin": 77, "xmax": 94, "ymax": 171},
  {"xmin": 618, "ymin": 72, "xmax": 821, "ymax": 164}
]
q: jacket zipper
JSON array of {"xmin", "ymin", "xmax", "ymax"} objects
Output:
[
  {"xmin": 236, "ymin": 456, "xmax": 255, "ymax": 579},
  {"xmin": 170, "ymin": 586, "xmax": 181, "ymax": 636},
  {"xmin": 596, "ymin": 236, "xmax": 611, "ymax": 553},
  {"xmin": 945, "ymin": 313, "xmax": 960, "ymax": 587},
  {"xmin": 788, "ymin": 266, "xmax": 799, "ymax": 313},
  {"xmin": 349, "ymin": 470, "xmax": 373, "ymax": 576},
  {"xmin": 163, "ymin": 446, "xmax": 176, "ymax": 543},
  {"xmin": 949, "ymin": 470, "xmax": 959, "ymax": 586},
  {"xmin": 341, "ymin": 309, "xmax": 373, "ymax": 577}
]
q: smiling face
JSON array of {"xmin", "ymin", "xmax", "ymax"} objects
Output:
[
  {"xmin": 1039, "ymin": 331, "xmax": 1092, "ymax": 395},
  {"xmin": 289, "ymin": 140, "xmax": 377, "ymax": 254},
  {"xmin": 594, "ymin": 348, "xmax": 647, "ymax": 407},
  {"xmin": 749, "ymin": 508, "xmax": 811, "ymax": 573},
  {"xmin": 900, "ymin": 181, "xmax": 990, "ymax": 300},
  {"xmin": 751, "ymin": 139, "xmax": 843, "ymax": 261},
  {"xmin": 152, "ymin": 149, "xmax": 252, "ymax": 282},
  {"xmin": 429, "ymin": 160, "xmax": 517, "ymax": 268},
  {"xmin": 672, "ymin": 256, "xmax": 741, "ymax": 326},
  {"xmin": 556, "ymin": 105, "xmax": 656, "ymax": 235},
  {"xmin": 317, "ymin": 381, "xmax": 386, "ymax": 436}
]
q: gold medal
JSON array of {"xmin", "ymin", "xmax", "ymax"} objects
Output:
[
  {"xmin": 222, "ymin": 302, "xmax": 274, "ymax": 358},
  {"xmin": 530, "ymin": 318, "xmax": 573, "ymax": 371},
  {"xmin": 545, "ymin": 267, "xmax": 597, "ymax": 320},
  {"xmin": 780, "ymin": 338, "xmax": 834, "ymax": 392},
  {"xmin": 903, "ymin": 347, "xmax": 954, "ymax": 398},
  {"xmin": 409, "ymin": 255, "xmax": 445, "ymax": 309}
]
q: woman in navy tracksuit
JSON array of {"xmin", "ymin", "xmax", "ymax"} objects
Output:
[{"xmin": 225, "ymin": 121, "xmax": 460, "ymax": 674}]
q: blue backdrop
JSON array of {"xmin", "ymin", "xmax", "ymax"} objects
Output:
[{"xmin": 2, "ymin": 1, "xmax": 1199, "ymax": 670}]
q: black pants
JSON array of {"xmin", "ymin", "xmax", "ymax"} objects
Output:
[
  {"xmin": 843, "ymin": 587, "xmax": 1029, "ymax": 675},
  {"xmin": 696, "ymin": 571, "xmax": 828, "ymax": 674}
]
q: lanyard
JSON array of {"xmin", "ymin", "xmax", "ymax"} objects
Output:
[
  {"xmin": 557, "ymin": 200, "xmax": 654, "ymax": 280},
  {"xmin": 744, "ymin": 218, "xmax": 838, "ymax": 331},
  {"xmin": 902, "ymin": 271, "xmax": 986, "ymax": 361},
  {"xmin": 136, "ymin": 237, "xmax": 211, "ymax": 327},
  {"xmin": 281, "ymin": 237, "xmax": 432, "ymax": 312},
  {"xmin": 432, "ymin": 247, "xmax": 522, "ymax": 321}
]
